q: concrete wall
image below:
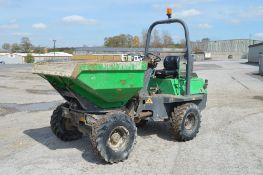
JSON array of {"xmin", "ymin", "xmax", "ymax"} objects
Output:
[
  {"xmin": 209, "ymin": 52, "xmax": 247, "ymax": 60},
  {"xmin": 33, "ymin": 56, "xmax": 72, "ymax": 63},
  {"xmin": 192, "ymin": 39, "xmax": 262, "ymax": 60},
  {"xmin": 0, "ymin": 56, "xmax": 23, "ymax": 64},
  {"xmin": 193, "ymin": 53, "xmax": 205, "ymax": 61},
  {"xmin": 0, "ymin": 55, "xmax": 72, "ymax": 64},
  {"xmin": 248, "ymin": 45, "xmax": 263, "ymax": 63},
  {"xmin": 192, "ymin": 39, "xmax": 261, "ymax": 53}
]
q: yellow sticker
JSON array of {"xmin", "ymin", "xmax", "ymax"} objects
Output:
[
  {"xmin": 79, "ymin": 116, "xmax": 85, "ymax": 122},
  {"xmin": 146, "ymin": 98, "xmax": 153, "ymax": 104}
]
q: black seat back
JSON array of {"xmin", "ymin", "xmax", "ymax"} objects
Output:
[
  {"xmin": 155, "ymin": 56, "xmax": 180, "ymax": 78},
  {"xmin": 163, "ymin": 56, "xmax": 180, "ymax": 70}
]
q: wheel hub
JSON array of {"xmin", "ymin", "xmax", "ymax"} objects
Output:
[
  {"xmin": 184, "ymin": 112, "xmax": 196, "ymax": 130},
  {"xmin": 107, "ymin": 126, "xmax": 129, "ymax": 151},
  {"xmin": 111, "ymin": 132, "xmax": 121, "ymax": 144},
  {"xmin": 63, "ymin": 118, "xmax": 76, "ymax": 131}
]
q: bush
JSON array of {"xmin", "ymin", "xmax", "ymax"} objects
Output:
[{"xmin": 24, "ymin": 53, "xmax": 34, "ymax": 63}]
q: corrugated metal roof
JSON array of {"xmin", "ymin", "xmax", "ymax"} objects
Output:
[{"xmin": 191, "ymin": 39, "xmax": 262, "ymax": 53}]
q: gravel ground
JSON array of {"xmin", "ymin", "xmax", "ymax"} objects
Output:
[{"xmin": 0, "ymin": 60, "xmax": 262, "ymax": 175}]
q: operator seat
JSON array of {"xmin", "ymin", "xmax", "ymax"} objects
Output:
[{"xmin": 155, "ymin": 56, "xmax": 180, "ymax": 78}]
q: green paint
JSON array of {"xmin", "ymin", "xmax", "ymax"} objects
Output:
[
  {"xmin": 44, "ymin": 61, "xmax": 148, "ymax": 109},
  {"xmin": 37, "ymin": 61, "xmax": 207, "ymax": 109},
  {"xmin": 149, "ymin": 77, "xmax": 207, "ymax": 96}
]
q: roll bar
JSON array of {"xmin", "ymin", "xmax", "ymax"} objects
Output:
[{"xmin": 143, "ymin": 19, "xmax": 193, "ymax": 96}]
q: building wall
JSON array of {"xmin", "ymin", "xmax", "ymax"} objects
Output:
[
  {"xmin": 192, "ymin": 39, "xmax": 261, "ymax": 52},
  {"xmin": 33, "ymin": 56, "xmax": 72, "ymax": 62},
  {"xmin": 0, "ymin": 53, "xmax": 72, "ymax": 64},
  {"xmin": 192, "ymin": 39, "xmax": 262, "ymax": 60},
  {"xmin": 74, "ymin": 47, "xmax": 186, "ymax": 56},
  {"xmin": 209, "ymin": 52, "xmax": 247, "ymax": 60},
  {"xmin": 248, "ymin": 45, "xmax": 263, "ymax": 63},
  {"xmin": 0, "ymin": 56, "xmax": 23, "ymax": 64},
  {"xmin": 74, "ymin": 40, "xmax": 262, "ymax": 61}
]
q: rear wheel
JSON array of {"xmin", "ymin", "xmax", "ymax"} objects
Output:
[
  {"xmin": 50, "ymin": 103, "xmax": 83, "ymax": 141},
  {"xmin": 91, "ymin": 112, "xmax": 137, "ymax": 163},
  {"xmin": 170, "ymin": 103, "xmax": 201, "ymax": 141}
]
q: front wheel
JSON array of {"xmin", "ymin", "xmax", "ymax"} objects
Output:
[
  {"xmin": 170, "ymin": 103, "xmax": 201, "ymax": 141},
  {"xmin": 91, "ymin": 112, "xmax": 137, "ymax": 163},
  {"xmin": 50, "ymin": 103, "xmax": 83, "ymax": 141}
]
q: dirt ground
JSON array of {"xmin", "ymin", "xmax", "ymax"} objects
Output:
[{"xmin": 0, "ymin": 60, "xmax": 262, "ymax": 175}]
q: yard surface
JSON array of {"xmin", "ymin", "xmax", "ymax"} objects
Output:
[{"xmin": 0, "ymin": 60, "xmax": 262, "ymax": 175}]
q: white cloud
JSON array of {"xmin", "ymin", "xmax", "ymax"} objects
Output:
[
  {"xmin": 239, "ymin": 6, "xmax": 263, "ymax": 19},
  {"xmin": 226, "ymin": 19, "xmax": 241, "ymax": 24},
  {"xmin": 255, "ymin": 33, "xmax": 263, "ymax": 38},
  {"xmin": 32, "ymin": 23, "xmax": 47, "ymax": 29},
  {"xmin": 220, "ymin": 6, "xmax": 263, "ymax": 25},
  {"xmin": 198, "ymin": 23, "xmax": 212, "ymax": 29},
  {"xmin": 0, "ymin": 23, "xmax": 18, "ymax": 29},
  {"xmin": 185, "ymin": 0, "xmax": 214, "ymax": 4},
  {"xmin": 177, "ymin": 9, "xmax": 201, "ymax": 17},
  {"xmin": 62, "ymin": 15, "xmax": 96, "ymax": 25},
  {"xmin": 12, "ymin": 32, "xmax": 31, "ymax": 36}
]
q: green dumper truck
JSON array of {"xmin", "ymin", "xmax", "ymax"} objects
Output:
[{"xmin": 33, "ymin": 15, "xmax": 208, "ymax": 163}]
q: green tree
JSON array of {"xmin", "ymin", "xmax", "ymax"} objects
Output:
[
  {"xmin": 201, "ymin": 38, "xmax": 210, "ymax": 42},
  {"xmin": 24, "ymin": 53, "xmax": 34, "ymax": 63},
  {"xmin": 20, "ymin": 37, "xmax": 32, "ymax": 53},
  {"xmin": 162, "ymin": 31, "xmax": 174, "ymax": 48},
  {"xmin": 141, "ymin": 29, "xmax": 147, "ymax": 47},
  {"xmin": 11, "ymin": 43, "xmax": 21, "ymax": 53},
  {"xmin": 177, "ymin": 39, "xmax": 186, "ymax": 48},
  {"xmin": 104, "ymin": 34, "xmax": 134, "ymax": 48},
  {"xmin": 62, "ymin": 48, "xmax": 74, "ymax": 54},
  {"xmin": 33, "ymin": 46, "xmax": 46, "ymax": 54},
  {"xmin": 2, "ymin": 43, "xmax": 11, "ymax": 52},
  {"xmin": 151, "ymin": 29, "xmax": 162, "ymax": 48},
  {"xmin": 132, "ymin": 36, "xmax": 140, "ymax": 48},
  {"xmin": 126, "ymin": 34, "xmax": 133, "ymax": 48}
]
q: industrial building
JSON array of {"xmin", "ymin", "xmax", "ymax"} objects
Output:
[
  {"xmin": 74, "ymin": 47, "xmax": 186, "ymax": 55},
  {"xmin": 248, "ymin": 42, "xmax": 263, "ymax": 63},
  {"xmin": 0, "ymin": 52, "xmax": 73, "ymax": 64},
  {"xmin": 74, "ymin": 47, "xmax": 206, "ymax": 61},
  {"xmin": 191, "ymin": 39, "xmax": 262, "ymax": 60},
  {"xmin": 75, "ymin": 39, "xmax": 262, "ymax": 61}
]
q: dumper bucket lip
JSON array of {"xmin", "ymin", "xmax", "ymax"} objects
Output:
[{"xmin": 32, "ymin": 61, "xmax": 148, "ymax": 79}]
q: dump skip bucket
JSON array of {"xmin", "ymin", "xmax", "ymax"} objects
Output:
[{"xmin": 33, "ymin": 61, "xmax": 148, "ymax": 108}]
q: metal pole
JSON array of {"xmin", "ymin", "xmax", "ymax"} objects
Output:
[{"xmin": 53, "ymin": 40, "xmax": 56, "ymax": 58}]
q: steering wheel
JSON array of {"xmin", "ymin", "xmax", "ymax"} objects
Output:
[{"xmin": 146, "ymin": 52, "xmax": 162, "ymax": 62}]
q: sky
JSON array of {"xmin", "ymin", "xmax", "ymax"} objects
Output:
[{"xmin": 0, "ymin": 0, "xmax": 263, "ymax": 47}]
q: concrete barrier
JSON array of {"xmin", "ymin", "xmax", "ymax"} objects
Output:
[{"xmin": 0, "ymin": 56, "xmax": 23, "ymax": 64}]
